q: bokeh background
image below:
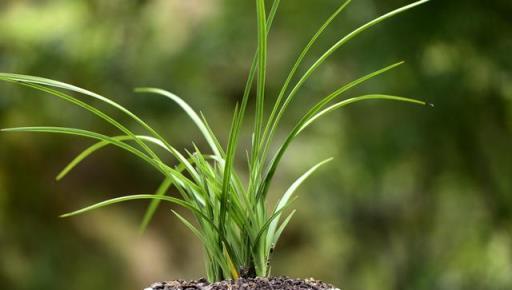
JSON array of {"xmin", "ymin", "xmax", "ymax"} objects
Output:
[{"xmin": 1, "ymin": 0, "xmax": 511, "ymax": 289}]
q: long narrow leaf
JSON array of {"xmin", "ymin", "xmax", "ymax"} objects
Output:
[
  {"xmin": 256, "ymin": 61, "xmax": 408, "ymax": 200},
  {"xmin": 251, "ymin": 0, "xmax": 268, "ymax": 169},
  {"xmin": 60, "ymin": 194, "xmax": 194, "ymax": 218},
  {"xmin": 0, "ymin": 78, "xmax": 161, "ymax": 162},
  {"xmin": 57, "ymin": 135, "xmax": 170, "ymax": 181},
  {"xmin": 265, "ymin": 158, "xmax": 332, "ymax": 249},
  {"xmin": 258, "ymin": 94, "xmax": 426, "ymax": 201},
  {"xmin": 264, "ymin": 0, "xmax": 430, "ymax": 149},
  {"xmin": 272, "ymin": 209, "xmax": 296, "ymax": 246},
  {"xmin": 219, "ymin": 104, "xmax": 240, "ymax": 247},
  {"xmin": 135, "ymin": 88, "xmax": 222, "ymax": 158},
  {"xmin": 251, "ymin": 197, "xmax": 298, "ymax": 258},
  {"xmin": 139, "ymin": 177, "xmax": 174, "ymax": 234},
  {"xmin": 225, "ymin": 0, "xmax": 281, "ymax": 207},
  {"xmin": 1, "ymin": 126, "xmax": 201, "ymax": 193},
  {"xmin": 1, "ymin": 126, "xmax": 167, "ymax": 175},
  {"xmin": 299, "ymin": 94, "xmax": 427, "ymax": 133},
  {"xmin": 263, "ymin": 0, "xmax": 351, "ymax": 148},
  {"xmin": 172, "ymin": 210, "xmax": 237, "ymax": 279},
  {"xmin": 0, "ymin": 73, "xmax": 200, "ymax": 182}
]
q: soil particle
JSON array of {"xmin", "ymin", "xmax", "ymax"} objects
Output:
[{"xmin": 145, "ymin": 277, "xmax": 340, "ymax": 290}]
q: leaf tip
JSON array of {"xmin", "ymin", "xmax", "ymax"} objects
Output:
[
  {"xmin": 321, "ymin": 157, "xmax": 335, "ymax": 165},
  {"xmin": 412, "ymin": 0, "xmax": 432, "ymax": 9},
  {"xmin": 134, "ymin": 87, "xmax": 153, "ymax": 94}
]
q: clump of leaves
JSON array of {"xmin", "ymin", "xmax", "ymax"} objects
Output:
[{"xmin": 0, "ymin": 0, "xmax": 430, "ymax": 282}]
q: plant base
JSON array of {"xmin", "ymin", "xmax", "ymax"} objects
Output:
[{"xmin": 145, "ymin": 277, "xmax": 340, "ymax": 290}]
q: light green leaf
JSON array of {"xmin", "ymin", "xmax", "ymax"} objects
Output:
[
  {"xmin": 266, "ymin": 158, "xmax": 332, "ymax": 250},
  {"xmin": 264, "ymin": 0, "xmax": 430, "ymax": 150},
  {"xmin": 272, "ymin": 209, "xmax": 296, "ymax": 246},
  {"xmin": 135, "ymin": 88, "xmax": 222, "ymax": 158},
  {"xmin": 60, "ymin": 194, "xmax": 193, "ymax": 218},
  {"xmin": 57, "ymin": 135, "xmax": 170, "ymax": 181},
  {"xmin": 139, "ymin": 177, "xmax": 174, "ymax": 234},
  {"xmin": 263, "ymin": 0, "xmax": 351, "ymax": 149},
  {"xmin": 299, "ymin": 94, "xmax": 427, "ymax": 133}
]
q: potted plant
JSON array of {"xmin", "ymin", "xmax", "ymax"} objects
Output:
[{"xmin": 0, "ymin": 0, "xmax": 431, "ymax": 289}]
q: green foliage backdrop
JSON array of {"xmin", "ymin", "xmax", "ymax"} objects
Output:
[{"xmin": 0, "ymin": 0, "xmax": 511, "ymax": 289}]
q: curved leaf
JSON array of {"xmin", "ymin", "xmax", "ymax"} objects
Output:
[
  {"xmin": 263, "ymin": 0, "xmax": 351, "ymax": 148},
  {"xmin": 60, "ymin": 194, "xmax": 193, "ymax": 218},
  {"xmin": 139, "ymin": 177, "xmax": 174, "ymax": 234},
  {"xmin": 57, "ymin": 135, "xmax": 169, "ymax": 181},
  {"xmin": 299, "ymin": 94, "xmax": 427, "ymax": 133},
  {"xmin": 0, "ymin": 127, "xmax": 198, "ymax": 191},
  {"xmin": 265, "ymin": 158, "xmax": 332, "ymax": 250},
  {"xmin": 135, "ymin": 88, "xmax": 222, "ymax": 158},
  {"xmin": 264, "ymin": 0, "xmax": 430, "ymax": 150},
  {"xmin": 0, "ymin": 74, "xmax": 199, "ymax": 182},
  {"xmin": 258, "ymin": 94, "xmax": 426, "ymax": 201}
]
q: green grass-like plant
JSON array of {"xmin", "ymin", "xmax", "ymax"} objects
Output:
[{"xmin": 0, "ymin": 0, "xmax": 430, "ymax": 282}]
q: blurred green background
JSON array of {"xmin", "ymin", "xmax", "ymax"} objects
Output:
[{"xmin": 1, "ymin": 0, "xmax": 511, "ymax": 289}]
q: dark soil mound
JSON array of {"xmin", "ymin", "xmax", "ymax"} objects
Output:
[{"xmin": 145, "ymin": 277, "xmax": 340, "ymax": 290}]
